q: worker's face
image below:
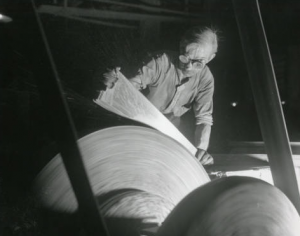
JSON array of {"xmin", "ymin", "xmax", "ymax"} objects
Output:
[{"xmin": 179, "ymin": 43, "xmax": 216, "ymax": 77}]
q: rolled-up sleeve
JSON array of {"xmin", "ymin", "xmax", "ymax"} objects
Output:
[{"xmin": 193, "ymin": 73, "xmax": 214, "ymax": 126}]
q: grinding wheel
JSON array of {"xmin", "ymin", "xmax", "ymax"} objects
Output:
[
  {"xmin": 157, "ymin": 176, "xmax": 300, "ymax": 236},
  {"xmin": 33, "ymin": 126, "xmax": 209, "ymax": 228}
]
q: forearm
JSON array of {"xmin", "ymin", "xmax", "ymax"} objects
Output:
[{"xmin": 194, "ymin": 123, "xmax": 211, "ymax": 151}]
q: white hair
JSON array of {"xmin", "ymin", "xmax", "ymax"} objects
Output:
[{"xmin": 180, "ymin": 26, "xmax": 219, "ymax": 54}]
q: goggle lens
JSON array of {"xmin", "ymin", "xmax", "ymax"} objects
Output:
[
  {"xmin": 179, "ymin": 55, "xmax": 189, "ymax": 63},
  {"xmin": 179, "ymin": 55, "xmax": 205, "ymax": 69}
]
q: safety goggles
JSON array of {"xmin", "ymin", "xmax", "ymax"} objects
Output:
[{"xmin": 179, "ymin": 55, "xmax": 206, "ymax": 69}]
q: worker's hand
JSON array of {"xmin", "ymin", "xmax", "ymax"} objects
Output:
[
  {"xmin": 195, "ymin": 148, "xmax": 214, "ymax": 165},
  {"xmin": 102, "ymin": 67, "xmax": 121, "ymax": 89}
]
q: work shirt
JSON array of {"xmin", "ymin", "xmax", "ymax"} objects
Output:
[{"xmin": 129, "ymin": 51, "xmax": 214, "ymax": 127}]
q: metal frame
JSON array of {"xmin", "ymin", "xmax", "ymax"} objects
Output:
[
  {"xmin": 232, "ymin": 0, "xmax": 300, "ymax": 213},
  {"xmin": 29, "ymin": 1, "xmax": 109, "ymax": 235}
]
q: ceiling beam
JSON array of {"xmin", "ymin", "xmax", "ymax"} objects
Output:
[
  {"xmin": 88, "ymin": 0, "xmax": 201, "ymax": 17},
  {"xmin": 38, "ymin": 5, "xmax": 204, "ymax": 23}
]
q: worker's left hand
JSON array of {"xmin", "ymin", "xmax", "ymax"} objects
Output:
[
  {"xmin": 102, "ymin": 67, "xmax": 121, "ymax": 89},
  {"xmin": 195, "ymin": 148, "xmax": 214, "ymax": 165}
]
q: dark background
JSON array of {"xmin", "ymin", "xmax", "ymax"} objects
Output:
[{"xmin": 0, "ymin": 0, "xmax": 300, "ymax": 235}]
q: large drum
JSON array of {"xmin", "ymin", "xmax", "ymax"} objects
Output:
[
  {"xmin": 157, "ymin": 176, "xmax": 300, "ymax": 236},
  {"xmin": 33, "ymin": 126, "xmax": 210, "ymax": 235}
]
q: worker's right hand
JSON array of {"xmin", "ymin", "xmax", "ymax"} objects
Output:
[
  {"xmin": 196, "ymin": 148, "xmax": 214, "ymax": 165},
  {"xmin": 102, "ymin": 67, "xmax": 121, "ymax": 89}
]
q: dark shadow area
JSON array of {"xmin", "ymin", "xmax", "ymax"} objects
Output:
[
  {"xmin": 17, "ymin": 189, "xmax": 160, "ymax": 236},
  {"xmin": 37, "ymin": 208, "xmax": 152, "ymax": 236}
]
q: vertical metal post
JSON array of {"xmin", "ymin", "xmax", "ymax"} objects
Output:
[
  {"xmin": 232, "ymin": 0, "xmax": 300, "ymax": 212},
  {"xmin": 28, "ymin": 1, "xmax": 109, "ymax": 235}
]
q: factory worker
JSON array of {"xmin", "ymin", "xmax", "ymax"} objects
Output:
[{"xmin": 102, "ymin": 26, "xmax": 218, "ymax": 165}]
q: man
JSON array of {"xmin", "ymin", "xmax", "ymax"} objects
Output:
[{"xmin": 102, "ymin": 26, "xmax": 218, "ymax": 165}]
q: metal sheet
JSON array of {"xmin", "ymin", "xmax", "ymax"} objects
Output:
[{"xmin": 94, "ymin": 71, "xmax": 197, "ymax": 155}]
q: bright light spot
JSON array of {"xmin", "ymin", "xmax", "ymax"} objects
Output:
[
  {"xmin": 281, "ymin": 101, "xmax": 286, "ymax": 105},
  {"xmin": 0, "ymin": 13, "xmax": 13, "ymax": 23},
  {"xmin": 231, "ymin": 102, "xmax": 238, "ymax": 107}
]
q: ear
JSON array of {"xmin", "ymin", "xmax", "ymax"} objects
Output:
[{"xmin": 207, "ymin": 53, "xmax": 216, "ymax": 63}]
